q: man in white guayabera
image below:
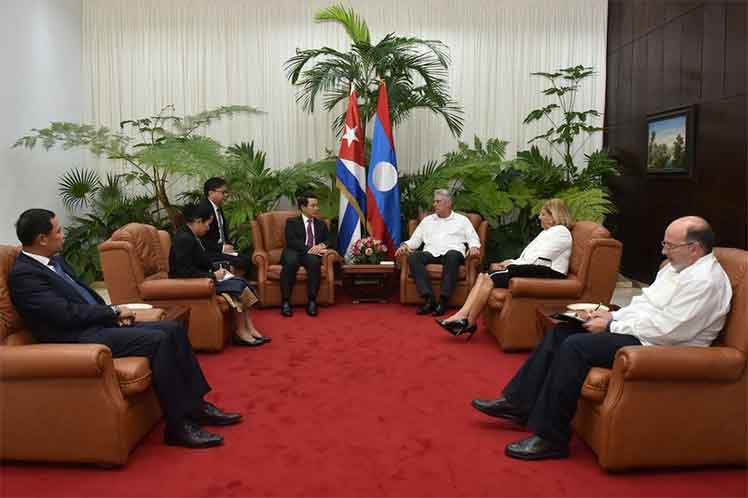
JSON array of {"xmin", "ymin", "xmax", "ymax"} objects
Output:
[
  {"xmin": 395, "ymin": 189, "xmax": 481, "ymax": 317},
  {"xmin": 470, "ymin": 216, "xmax": 732, "ymax": 461}
]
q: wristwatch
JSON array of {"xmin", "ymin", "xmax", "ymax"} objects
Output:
[{"xmin": 111, "ymin": 305, "xmax": 122, "ymax": 317}]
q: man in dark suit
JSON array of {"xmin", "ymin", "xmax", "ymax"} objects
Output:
[
  {"xmin": 280, "ymin": 192, "xmax": 331, "ymax": 317},
  {"xmin": 8, "ymin": 208, "xmax": 243, "ymax": 449},
  {"xmin": 198, "ymin": 177, "xmax": 251, "ymax": 274}
]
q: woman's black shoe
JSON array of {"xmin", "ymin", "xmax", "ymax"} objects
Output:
[
  {"xmin": 436, "ymin": 318, "xmax": 477, "ymax": 340},
  {"xmin": 233, "ymin": 335, "xmax": 266, "ymax": 347}
]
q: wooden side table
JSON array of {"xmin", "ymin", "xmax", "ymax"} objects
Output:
[{"xmin": 341, "ymin": 264, "xmax": 397, "ymax": 303}]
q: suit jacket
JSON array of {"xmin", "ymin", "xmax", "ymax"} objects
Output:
[
  {"xmin": 8, "ymin": 253, "xmax": 117, "ymax": 343},
  {"xmin": 169, "ymin": 225, "xmax": 214, "ymax": 279},
  {"xmin": 284, "ymin": 216, "xmax": 331, "ymax": 254},
  {"xmin": 197, "ymin": 197, "xmax": 231, "ymax": 256}
]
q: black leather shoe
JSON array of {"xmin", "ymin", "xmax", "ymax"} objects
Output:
[
  {"xmin": 416, "ymin": 298, "xmax": 436, "ymax": 315},
  {"xmin": 505, "ymin": 435, "xmax": 569, "ymax": 460},
  {"xmin": 190, "ymin": 401, "xmax": 242, "ymax": 426},
  {"xmin": 281, "ymin": 301, "xmax": 293, "ymax": 317},
  {"xmin": 233, "ymin": 335, "xmax": 266, "ymax": 347},
  {"xmin": 164, "ymin": 420, "xmax": 223, "ymax": 449},
  {"xmin": 306, "ymin": 300, "xmax": 318, "ymax": 317},
  {"xmin": 431, "ymin": 301, "xmax": 447, "ymax": 316},
  {"xmin": 471, "ymin": 397, "xmax": 526, "ymax": 425}
]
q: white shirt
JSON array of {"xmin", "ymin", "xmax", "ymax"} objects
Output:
[
  {"xmin": 208, "ymin": 199, "xmax": 225, "ymax": 245},
  {"xmin": 510, "ymin": 225, "xmax": 572, "ymax": 274},
  {"xmin": 301, "ymin": 214, "xmax": 316, "ymax": 246},
  {"xmin": 610, "ymin": 253, "xmax": 732, "ymax": 347},
  {"xmin": 403, "ymin": 211, "xmax": 481, "ymax": 257},
  {"xmin": 22, "ymin": 250, "xmax": 55, "ymax": 273}
]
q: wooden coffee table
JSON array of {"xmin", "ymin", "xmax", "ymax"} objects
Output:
[{"xmin": 341, "ymin": 264, "xmax": 397, "ymax": 303}]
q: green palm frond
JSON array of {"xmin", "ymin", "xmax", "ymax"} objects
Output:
[
  {"xmin": 58, "ymin": 168, "xmax": 101, "ymax": 211},
  {"xmin": 537, "ymin": 187, "xmax": 615, "ymax": 223},
  {"xmin": 315, "ymin": 4, "xmax": 370, "ymax": 44}
]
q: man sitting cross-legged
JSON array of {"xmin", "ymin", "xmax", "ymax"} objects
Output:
[
  {"xmin": 471, "ymin": 216, "xmax": 732, "ymax": 460},
  {"xmin": 8, "ymin": 208, "xmax": 242, "ymax": 449}
]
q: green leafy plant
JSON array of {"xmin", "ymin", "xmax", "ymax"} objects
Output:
[
  {"xmin": 285, "ymin": 4, "xmax": 464, "ymax": 136},
  {"xmin": 57, "ymin": 169, "xmax": 161, "ymax": 283},
  {"xmin": 14, "ymin": 105, "xmax": 262, "ymax": 227}
]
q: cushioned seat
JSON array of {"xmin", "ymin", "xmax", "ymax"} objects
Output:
[
  {"xmin": 0, "ymin": 245, "xmax": 162, "ymax": 466},
  {"xmin": 98, "ymin": 223, "xmax": 233, "ymax": 351},
  {"xmin": 484, "ymin": 221, "xmax": 622, "ymax": 351},
  {"xmin": 573, "ymin": 247, "xmax": 748, "ymax": 470}
]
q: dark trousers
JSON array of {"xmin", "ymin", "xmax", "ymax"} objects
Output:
[
  {"xmin": 280, "ymin": 249, "xmax": 322, "ymax": 301},
  {"xmin": 490, "ymin": 264, "xmax": 566, "ymax": 288},
  {"xmin": 80, "ymin": 320, "xmax": 210, "ymax": 426},
  {"xmin": 407, "ymin": 250, "xmax": 465, "ymax": 302},
  {"xmin": 503, "ymin": 323, "xmax": 641, "ymax": 445}
]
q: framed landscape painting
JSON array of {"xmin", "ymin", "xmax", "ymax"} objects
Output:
[{"xmin": 646, "ymin": 106, "xmax": 695, "ymax": 176}]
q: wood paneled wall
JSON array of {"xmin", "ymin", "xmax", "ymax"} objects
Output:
[{"xmin": 605, "ymin": 0, "xmax": 746, "ymax": 282}]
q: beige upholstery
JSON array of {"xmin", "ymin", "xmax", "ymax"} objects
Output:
[
  {"xmin": 398, "ymin": 212, "xmax": 488, "ymax": 306},
  {"xmin": 573, "ymin": 247, "xmax": 748, "ymax": 470},
  {"xmin": 484, "ymin": 221, "xmax": 622, "ymax": 351},
  {"xmin": 250, "ymin": 211, "xmax": 338, "ymax": 306},
  {"xmin": 0, "ymin": 245, "xmax": 162, "ymax": 466},
  {"xmin": 98, "ymin": 223, "xmax": 233, "ymax": 352}
]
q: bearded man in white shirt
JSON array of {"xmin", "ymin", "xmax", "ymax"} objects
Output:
[
  {"xmin": 395, "ymin": 190, "xmax": 481, "ymax": 316},
  {"xmin": 471, "ymin": 216, "xmax": 732, "ymax": 461}
]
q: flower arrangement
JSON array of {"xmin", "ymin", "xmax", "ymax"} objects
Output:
[{"xmin": 350, "ymin": 237, "xmax": 388, "ymax": 264}]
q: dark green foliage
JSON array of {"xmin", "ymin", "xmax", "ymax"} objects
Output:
[{"xmin": 285, "ymin": 4, "xmax": 464, "ymax": 137}]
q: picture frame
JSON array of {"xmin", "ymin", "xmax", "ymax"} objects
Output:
[{"xmin": 646, "ymin": 106, "xmax": 695, "ymax": 176}]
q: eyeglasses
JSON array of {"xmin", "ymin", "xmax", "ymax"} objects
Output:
[
  {"xmin": 214, "ymin": 189, "xmax": 229, "ymax": 196},
  {"xmin": 661, "ymin": 241, "xmax": 694, "ymax": 250}
]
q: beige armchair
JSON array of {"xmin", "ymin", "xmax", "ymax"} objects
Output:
[
  {"xmin": 250, "ymin": 211, "xmax": 338, "ymax": 306},
  {"xmin": 484, "ymin": 221, "xmax": 622, "ymax": 351},
  {"xmin": 98, "ymin": 223, "xmax": 233, "ymax": 352},
  {"xmin": 398, "ymin": 212, "xmax": 488, "ymax": 306},
  {"xmin": 0, "ymin": 245, "xmax": 162, "ymax": 466},
  {"xmin": 573, "ymin": 247, "xmax": 747, "ymax": 470}
]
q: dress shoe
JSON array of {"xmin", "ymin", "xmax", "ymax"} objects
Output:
[
  {"xmin": 281, "ymin": 301, "xmax": 293, "ymax": 317},
  {"xmin": 190, "ymin": 401, "xmax": 243, "ymax": 426},
  {"xmin": 164, "ymin": 420, "xmax": 223, "ymax": 449},
  {"xmin": 431, "ymin": 301, "xmax": 447, "ymax": 316},
  {"xmin": 416, "ymin": 298, "xmax": 436, "ymax": 315},
  {"xmin": 233, "ymin": 335, "xmax": 267, "ymax": 347},
  {"xmin": 505, "ymin": 435, "xmax": 569, "ymax": 460},
  {"xmin": 471, "ymin": 397, "xmax": 526, "ymax": 425},
  {"xmin": 306, "ymin": 300, "xmax": 318, "ymax": 317},
  {"xmin": 437, "ymin": 318, "xmax": 478, "ymax": 341},
  {"xmin": 255, "ymin": 335, "xmax": 271, "ymax": 343}
]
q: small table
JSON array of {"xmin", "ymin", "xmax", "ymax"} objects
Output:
[{"xmin": 341, "ymin": 264, "xmax": 397, "ymax": 303}]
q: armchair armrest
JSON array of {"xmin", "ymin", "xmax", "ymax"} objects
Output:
[
  {"xmin": 132, "ymin": 308, "xmax": 167, "ymax": 322},
  {"xmin": 139, "ymin": 278, "xmax": 215, "ymax": 299},
  {"xmin": 465, "ymin": 252, "xmax": 481, "ymax": 282},
  {"xmin": 614, "ymin": 346, "xmax": 745, "ymax": 382},
  {"xmin": 322, "ymin": 249, "xmax": 341, "ymax": 267},
  {"xmin": 508, "ymin": 277, "xmax": 583, "ymax": 298},
  {"xmin": 396, "ymin": 252, "xmax": 408, "ymax": 271},
  {"xmin": 0, "ymin": 344, "xmax": 111, "ymax": 379},
  {"xmin": 252, "ymin": 249, "xmax": 269, "ymax": 282}
]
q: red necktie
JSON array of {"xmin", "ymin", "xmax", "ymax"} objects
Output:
[{"xmin": 306, "ymin": 219, "xmax": 314, "ymax": 249}]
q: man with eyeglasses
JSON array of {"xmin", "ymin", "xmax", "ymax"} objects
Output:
[
  {"xmin": 470, "ymin": 216, "xmax": 732, "ymax": 461},
  {"xmin": 198, "ymin": 177, "xmax": 251, "ymax": 274}
]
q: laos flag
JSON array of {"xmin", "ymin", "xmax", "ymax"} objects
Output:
[
  {"xmin": 336, "ymin": 90, "xmax": 367, "ymax": 257},
  {"xmin": 366, "ymin": 81, "xmax": 401, "ymax": 257}
]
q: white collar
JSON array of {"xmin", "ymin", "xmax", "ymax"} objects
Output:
[
  {"xmin": 22, "ymin": 250, "xmax": 52, "ymax": 267},
  {"xmin": 302, "ymin": 214, "xmax": 314, "ymax": 225},
  {"xmin": 434, "ymin": 211, "xmax": 454, "ymax": 221},
  {"xmin": 208, "ymin": 199, "xmax": 221, "ymax": 212}
]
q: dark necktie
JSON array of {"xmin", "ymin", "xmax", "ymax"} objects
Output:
[
  {"xmin": 305, "ymin": 219, "xmax": 314, "ymax": 249},
  {"xmin": 49, "ymin": 258, "xmax": 98, "ymax": 305}
]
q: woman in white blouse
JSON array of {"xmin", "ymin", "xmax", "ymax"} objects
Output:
[{"xmin": 437, "ymin": 198, "xmax": 573, "ymax": 339}]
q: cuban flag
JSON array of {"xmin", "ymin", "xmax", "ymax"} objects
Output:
[
  {"xmin": 366, "ymin": 80, "xmax": 401, "ymax": 257},
  {"xmin": 336, "ymin": 90, "xmax": 367, "ymax": 257}
]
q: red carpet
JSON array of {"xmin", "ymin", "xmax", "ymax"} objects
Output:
[{"xmin": 1, "ymin": 299, "xmax": 746, "ymax": 497}]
